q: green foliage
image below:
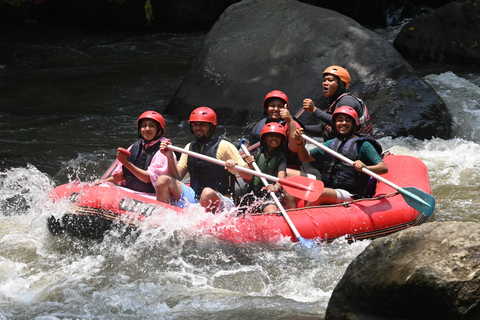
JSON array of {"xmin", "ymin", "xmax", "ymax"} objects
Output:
[{"xmin": 144, "ymin": 0, "xmax": 153, "ymax": 26}]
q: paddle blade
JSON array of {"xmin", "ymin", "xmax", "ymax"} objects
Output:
[
  {"xmin": 279, "ymin": 176, "xmax": 324, "ymax": 202},
  {"xmin": 297, "ymin": 236, "xmax": 316, "ymax": 248},
  {"xmin": 399, "ymin": 187, "xmax": 436, "ymax": 217},
  {"xmin": 117, "ymin": 147, "xmax": 131, "ymax": 156}
]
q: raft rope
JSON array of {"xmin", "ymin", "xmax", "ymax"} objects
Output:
[{"xmin": 248, "ymin": 191, "xmax": 401, "ymax": 216}]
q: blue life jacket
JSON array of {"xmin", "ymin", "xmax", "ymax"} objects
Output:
[
  {"xmin": 321, "ymin": 135, "xmax": 382, "ymax": 196},
  {"xmin": 187, "ymin": 136, "xmax": 235, "ymax": 199},
  {"xmin": 122, "ymin": 139, "xmax": 160, "ymax": 193}
]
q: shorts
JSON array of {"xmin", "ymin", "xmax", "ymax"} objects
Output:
[
  {"xmin": 172, "ymin": 184, "xmax": 234, "ymax": 211},
  {"xmin": 172, "ymin": 183, "xmax": 198, "ymax": 208},
  {"xmin": 219, "ymin": 193, "xmax": 234, "ymax": 210}
]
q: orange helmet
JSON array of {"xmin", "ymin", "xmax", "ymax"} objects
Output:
[
  {"xmin": 137, "ymin": 111, "xmax": 166, "ymax": 134},
  {"xmin": 260, "ymin": 122, "xmax": 286, "ymax": 141},
  {"xmin": 323, "ymin": 65, "xmax": 351, "ymax": 89},
  {"xmin": 189, "ymin": 107, "xmax": 217, "ymax": 126},
  {"xmin": 332, "ymin": 105, "xmax": 359, "ymax": 126},
  {"xmin": 263, "ymin": 90, "xmax": 289, "ymax": 110}
]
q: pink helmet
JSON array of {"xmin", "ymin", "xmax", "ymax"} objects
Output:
[
  {"xmin": 263, "ymin": 90, "xmax": 289, "ymax": 110},
  {"xmin": 260, "ymin": 122, "xmax": 287, "ymax": 140},
  {"xmin": 189, "ymin": 107, "xmax": 217, "ymax": 126},
  {"xmin": 137, "ymin": 111, "xmax": 166, "ymax": 134},
  {"xmin": 332, "ymin": 106, "xmax": 360, "ymax": 126}
]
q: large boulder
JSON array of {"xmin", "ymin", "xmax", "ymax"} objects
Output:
[
  {"xmin": 325, "ymin": 221, "xmax": 480, "ymax": 320},
  {"xmin": 165, "ymin": 0, "xmax": 452, "ymax": 140},
  {"xmin": 394, "ymin": 0, "xmax": 480, "ymax": 65}
]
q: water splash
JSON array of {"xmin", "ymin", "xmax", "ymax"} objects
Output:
[
  {"xmin": 0, "ymin": 165, "xmax": 373, "ymax": 319},
  {"xmin": 424, "ymin": 71, "xmax": 480, "ymax": 142}
]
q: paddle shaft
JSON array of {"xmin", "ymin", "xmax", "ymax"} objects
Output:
[
  {"xmin": 301, "ymin": 134, "xmax": 431, "ymax": 203},
  {"xmin": 301, "ymin": 133, "xmax": 435, "ymax": 216},
  {"xmin": 168, "ymin": 145, "xmax": 284, "ymax": 184},
  {"xmin": 239, "ymin": 144, "xmax": 303, "ymax": 241},
  {"xmin": 301, "ymin": 134, "xmax": 396, "ymax": 188},
  {"xmin": 168, "ymin": 143, "xmax": 323, "ymax": 202}
]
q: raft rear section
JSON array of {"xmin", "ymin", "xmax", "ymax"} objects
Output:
[{"xmin": 206, "ymin": 154, "xmax": 433, "ymax": 243}]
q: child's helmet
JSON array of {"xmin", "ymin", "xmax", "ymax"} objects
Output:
[{"xmin": 260, "ymin": 122, "xmax": 287, "ymax": 141}]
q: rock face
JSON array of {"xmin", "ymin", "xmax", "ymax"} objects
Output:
[
  {"xmin": 165, "ymin": 0, "xmax": 452, "ymax": 139},
  {"xmin": 394, "ymin": 0, "xmax": 480, "ymax": 64},
  {"xmin": 325, "ymin": 221, "xmax": 480, "ymax": 320}
]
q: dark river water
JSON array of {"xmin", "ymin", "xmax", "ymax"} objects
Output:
[{"xmin": 0, "ymin": 25, "xmax": 479, "ymax": 319}]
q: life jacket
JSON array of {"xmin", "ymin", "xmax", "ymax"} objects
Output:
[
  {"xmin": 187, "ymin": 136, "xmax": 236, "ymax": 199},
  {"xmin": 249, "ymin": 118, "xmax": 267, "ymax": 146},
  {"xmin": 250, "ymin": 118, "xmax": 303, "ymax": 169},
  {"xmin": 247, "ymin": 148, "xmax": 283, "ymax": 194},
  {"xmin": 122, "ymin": 139, "xmax": 160, "ymax": 193},
  {"xmin": 323, "ymin": 93, "xmax": 373, "ymax": 140},
  {"xmin": 321, "ymin": 135, "xmax": 382, "ymax": 197}
]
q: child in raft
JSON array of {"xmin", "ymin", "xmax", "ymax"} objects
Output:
[
  {"xmin": 104, "ymin": 111, "xmax": 181, "ymax": 203},
  {"xmin": 238, "ymin": 122, "xmax": 290, "ymax": 213}
]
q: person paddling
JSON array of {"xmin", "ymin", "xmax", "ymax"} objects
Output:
[
  {"xmin": 292, "ymin": 106, "xmax": 387, "ymax": 206},
  {"xmin": 239, "ymin": 122, "xmax": 289, "ymax": 213},
  {"xmin": 156, "ymin": 107, "xmax": 252, "ymax": 212},
  {"xmin": 104, "ymin": 111, "xmax": 179, "ymax": 198}
]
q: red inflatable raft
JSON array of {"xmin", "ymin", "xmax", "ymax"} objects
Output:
[{"xmin": 47, "ymin": 154, "xmax": 434, "ymax": 244}]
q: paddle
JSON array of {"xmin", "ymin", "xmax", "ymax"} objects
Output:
[
  {"xmin": 167, "ymin": 144, "xmax": 323, "ymax": 202},
  {"xmin": 242, "ymin": 108, "xmax": 305, "ymax": 153},
  {"xmin": 101, "ymin": 147, "xmax": 131, "ymax": 180},
  {"xmin": 239, "ymin": 141, "xmax": 315, "ymax": 247},
  {"xmin": 300, "ymin": 133, "xmax": 436, "ymax": 217}
]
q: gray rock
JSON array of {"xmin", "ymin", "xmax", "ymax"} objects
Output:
[
  {"xmin": 394, "ymin": 0, "xmax": 480, "ymax": 64},
  {"xmin": 325, "ymin": 221, "xmax": 480, "ymax": 320},
  {"xmin": 165, "ymin": 0, "xmax": 452, "ymax": 140}
]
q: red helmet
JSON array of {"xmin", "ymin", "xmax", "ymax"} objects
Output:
[
  {"xmin": 137, "ymin": 111, "xmax": 166, "ymax": 133},
  {"xmin": 323, "ymin": 65, "xmax": 351, "ymax": 89},
  {"xmin": 263, "ymin": 90, "xmax": 289, "ymax": 110},
  {"xmin": 260, "ymin": 122, "xmax": 286, "ymax": 140},
  {"xmin": 189, "ymin": 107, "xmax": 217, "ymax": 126},
  {"xmin": 332, "ymin": 105, "xmax": 359, "ymax": 126}
]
